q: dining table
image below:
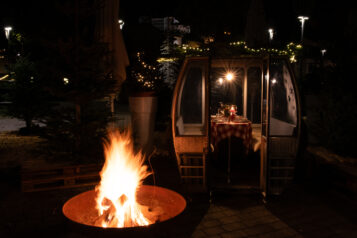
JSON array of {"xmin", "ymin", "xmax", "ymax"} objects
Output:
[{"xmin": 210, "ymin": 115, "xmax": 252, "ymax": 183}]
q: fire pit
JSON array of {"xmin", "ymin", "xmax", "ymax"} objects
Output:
[
  {"xmin": 62, "ymin": 130, "xmax": 187, "ymax": 237},
  {"xmin": 63, "ymin": 185, "xmax": 186, "ymax": 227}
]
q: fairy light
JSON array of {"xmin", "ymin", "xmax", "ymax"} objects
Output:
[
  {"xmin": 228, "ymin": 41, "xmax": 302, "ymax": 63},
  {"xmin": 134, "ymin": 51, "xmax": 161, "ymax": 89}
]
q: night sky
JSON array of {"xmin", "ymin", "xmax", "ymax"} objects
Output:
[
  {"xmin": 119, "ymin": 0, "xmax": 356, "ymax": 45},
  {"xmin": 1, "ymin": 0, "xmax": 356, "ymax": 49}
]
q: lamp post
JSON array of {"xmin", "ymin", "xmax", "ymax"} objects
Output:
[
  {"xmin": 4, "ymin": 26, "xmax": 12, "ymax": 40},
  {"xmin": 118, "ymin": 19, "xmax": 124, "ymax": 30},
  {"xmin": 268, "ymin": 28, "xmax": 274, "ymax": 46},
  {"xmin": 297, "ymin": 16, "xmax": 309, "ymax": 42},
  {"xmin": 297, "ymin": 16, "xmax": 309, "ymax": 118},
  {"xmin": 321, "ymin": 49, "xmax": 326, "ymax": 57}
]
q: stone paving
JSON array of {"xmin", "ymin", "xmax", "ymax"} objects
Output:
[{"xmin": 192, "ymin": 203, "xmax": 302, "ymax": 238}]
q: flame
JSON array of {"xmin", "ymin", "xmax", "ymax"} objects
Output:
[{"xmin": 95, "ymin": 130, "xmax": 152, "ymax": 228}]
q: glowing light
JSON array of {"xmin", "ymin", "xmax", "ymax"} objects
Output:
[
  {"xmin": 225, "ymin": 72, "xmax": 234, "ymax": 81},
  {"xmin": 290, "ymin": 55, "xmax": 296, "ymax": 63},
  {"xmin": 268, "ymin": 28, "xmax": 274, "ymax": 41},
  {"xmin": 271, "ymin": 78, "xmax": 277, "ymax": 84},
  {"xmin": 298, "ymin": 16, "xmax": 309, "ymax": 42},
  {"xmin": 118, "ymin": 19, "xmax": 124, "ymax": 29},
  {"xmin": 63, "ymin": 78, "xmax": 69, "ymax": 85},
  {"xmin": 157, "ymin": 57, "xmax": 177, "ymax": 63},
  {"xmin": 321, "ymin": 49, "xmax": 327, "ymax": 56},
  {"xmin": 4, "ymin": 26, "xmax": 12, "ymax": 40},
  {"xmin": 218, "ymin": 78, "xmax": 223, "ymax": 85},
  {"xmin": 0, "ymin": 74, "xmax": 9, "ymax": 81}
]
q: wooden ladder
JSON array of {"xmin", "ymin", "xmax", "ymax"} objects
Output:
[
  {"xmin": 178, "ymin": 152, "xmax": 206, "ymax": 192},
  {"xmin": 268, "ymin": 137, "xmax": 297, "ymax": 195}
]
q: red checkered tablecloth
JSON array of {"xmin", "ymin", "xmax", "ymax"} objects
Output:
[{"xmin": 211, "ymin": 119, "xmax": 252, "ymax": 153}]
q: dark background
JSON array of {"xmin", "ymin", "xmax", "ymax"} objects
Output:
[{"xmin": 1, "ymin": 0, "xmax": 356, "ymax": 49}]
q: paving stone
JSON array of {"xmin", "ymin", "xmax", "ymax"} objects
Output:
[
  {"xmin": 269, "ymin": 221, "xmax": 290, "ymax": 230},
  {"xmin": 272, "ymin": 228, "xmax": 298, "ymax": 237},
  {"xmin": 222, "ymin": 209, "xmax": 239, "ymax": 216},
  {"xmin": 245, "ymin": 206, "xmax": 262, "ymax": 212},
  {"xmin": 243, "ymin": 210, "xmax": 273, "ymax": 219},
  {"xmin": 209, "ymin": 205, "xmax": 225, "ymax": 212},
  {"xmin": 219, "ymin": 206, "xmax": 231, "ymax": 212},
  {"xmin": 208, "ymin": 211, "xmax": 229, "ymax": 219},
  {"xmin": 242, "ymin": 218, "xmax": 264, "ymax": 227},
  {"xmin": 249, "ymin": 224, "xmax": 276, "ymax": 234},
  {"xmin": 220, "ymin": 229, "xmax": 248, "ymax": 238},
  {"xmin": 242, "ymin": 225, "xmax": 274, "ymax": 236},
  {"xmin": 222, "ymin": 222, "xmax": 246, "ymax": 231},
  {"xmin": 203, "ymin": 226, "xmax": 226, "ymax": 236},
  {"xmin": 219, "ymin": 215, "xmax": 241, "ymax": 224},
  {"xmin": 202, "ymin": 219, "xmax": 221, "ymax": 228},
  {"xmin": 294, "ymin": 221, "xmax": 323, "ymax": 233},
  {"xmin": 191, "ymin": 229, "xmax": 206, "ymax": 238}
]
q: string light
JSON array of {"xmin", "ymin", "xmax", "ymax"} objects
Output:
[
  {"xmin": 229, "ymin": 41, "xmax": 302, "ymax": 62},
  {"xmin": 133, "ymin": 52, "xmax": 161, "ymax": 89}
]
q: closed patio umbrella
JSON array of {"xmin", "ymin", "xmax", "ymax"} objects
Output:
[{"xmin": 95, "ymin": 0, "xmax": 129, "ymax": 113}]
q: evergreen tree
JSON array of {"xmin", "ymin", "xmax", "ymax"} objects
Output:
[
  {"xmin": 159, "ymin": 35, "xmax": 179, "ymax": 89},
  {"xmin": 35, "ymin": 0, "xmax": 120, "ymax": 162},
  {"xmin": 9, "ymin": 56, "xmax": 48, "ymax": 132}
]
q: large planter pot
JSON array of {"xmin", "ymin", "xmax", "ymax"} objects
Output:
[{"xmin": 129, "ymin": 92, "xmax": 157, "ymax": 155}]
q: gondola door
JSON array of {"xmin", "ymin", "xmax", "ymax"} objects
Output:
[
  {"xmin": 171, "ymin": 57, "xmax": 209, "ymax": 192},
  {"xmin": 260, "ymin": 57, "xmax": 270, "ymax": 197},
  {"xmin": 261, "ymin": 57, "xmax": 301, "ymax": 196}
]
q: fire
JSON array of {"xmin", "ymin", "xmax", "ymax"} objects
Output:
[{"xmin": 95, "ymin": 130, "xmax": 152, "ymax": 228}]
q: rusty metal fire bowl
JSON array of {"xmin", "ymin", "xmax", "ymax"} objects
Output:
[{"xmin": 62, "ymin": 185, "xmax": 186, "ymax": 229}]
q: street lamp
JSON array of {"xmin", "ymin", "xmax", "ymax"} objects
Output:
[
  {"xmin": 297, "ymin": 16, "xmax": 309, "ymax": 42},
  {"xmin": 4, "ymin": 26, "xmax": 12, "ymax": 40},
  {"xmin": 118, "ymin": 19, "xmax": 124, "ymax": 30},
  {"xmin": 268, "ymin": 28, "xmax": 274, "ymax": 46},
  {"xmin": 321, "ymin": 49, "xmax": 327, "ymax": 57}
]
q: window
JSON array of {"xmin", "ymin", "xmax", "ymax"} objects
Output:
[
  {"xmin": 210, "ymin": 67, "xmax": 244, "ymax": 116},
  {"xmin": 269, "ymin": 59, "xmax": 297, "ymax": 136},
  {"xmin": 176, "ymin": 64, "xmax": 205, "ymax": 135}
]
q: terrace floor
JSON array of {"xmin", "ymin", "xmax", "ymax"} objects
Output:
[{"xmin": 0, "ymin": 117, "xmax": 357, "ymax": 237}]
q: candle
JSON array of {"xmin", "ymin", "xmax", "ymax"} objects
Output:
[{"xmin": 230, "ymin": 106, "xmax": 236, "ymax": 114}]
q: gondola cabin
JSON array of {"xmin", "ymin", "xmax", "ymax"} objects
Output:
[{"xmin": 171, "ymin": 56, "xmax": 301, "ymax": 197}]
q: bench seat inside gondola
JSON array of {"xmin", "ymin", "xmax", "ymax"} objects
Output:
[
  {"xmin": 270, "ymin": 117, "xmax": 296, "ymax": 136},
  {"xmin": 176, "ymin": 116, "xmax": 204, "ymax": 136}
]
